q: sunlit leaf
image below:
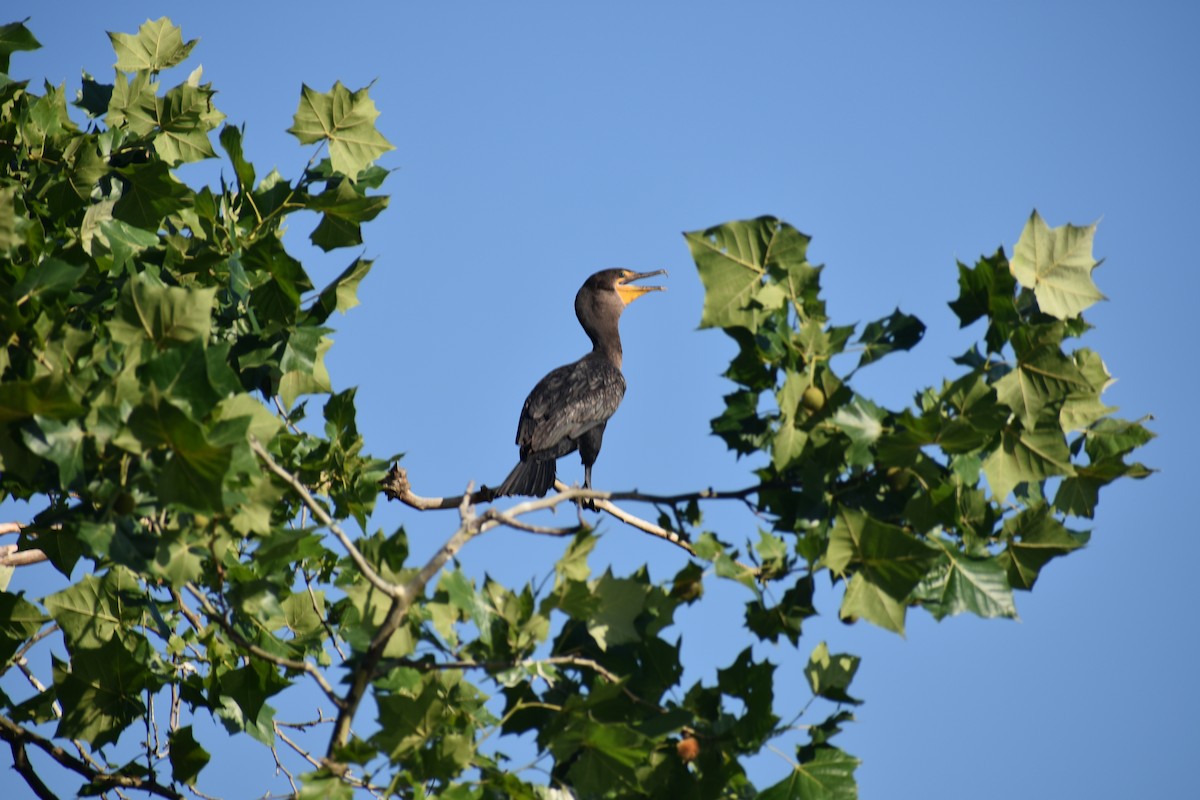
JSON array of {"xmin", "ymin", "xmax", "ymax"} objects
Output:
[
  {"xmin": 109, "ymin": 17, "xmax": 197, "ymax": 73},
  {"xmin": 1010, "ymin": 210, "xmax": 1105, "ymax": 319},
  {"xmin": 288, "ymin": 82, "xmax": 394, "ymax": 180}
]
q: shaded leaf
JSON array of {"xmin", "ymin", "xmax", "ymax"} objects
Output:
[
  {"xmin": 805, "ymin": 642, "xmax": 862, "ymax": 705},
  {"xmin": 855, "ymin": 308, "xmax": 925, "ymax": 369},
  {"xmin": 169, "ymin": 725, "xmax": 210, "ymax": 786},
  {"xmin": 0, "ymin": 19, "xmax": 41, "ymax": 73}
]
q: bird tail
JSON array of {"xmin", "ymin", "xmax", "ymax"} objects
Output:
[{"xmin": 494, "ymin": 458, "xmax": 556, "ymax": 498}]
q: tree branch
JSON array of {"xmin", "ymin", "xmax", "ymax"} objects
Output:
[
  {"xmin": 327, "ymin": 486, "xmax": 483, "ymax": 761},
  {"xmin": 0, "ymin": 714, "xmax": 184, "ymax": 799}
]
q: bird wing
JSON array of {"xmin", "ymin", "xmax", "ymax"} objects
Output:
[{"xmin": 516, "ymin": 356, "xmax": 626, "ymax": 456}]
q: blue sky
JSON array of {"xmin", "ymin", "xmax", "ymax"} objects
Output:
[{"xmin": 5, "ymin": 2, "xmax": 1197, "ymax": 797}]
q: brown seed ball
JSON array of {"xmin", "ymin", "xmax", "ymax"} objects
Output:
[{"xmin": 676, "ymin": 736, "xmax": 700, "ymax": 763}]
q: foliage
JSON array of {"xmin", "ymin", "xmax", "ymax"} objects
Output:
[{"xmin": 0, "ymin": 17, "xmax": 1152, "ymax": 800}]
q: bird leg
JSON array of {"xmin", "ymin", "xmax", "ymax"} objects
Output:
[{"xmin": 582, "ymin": 466, "xmax": 597, "ymax": 511}]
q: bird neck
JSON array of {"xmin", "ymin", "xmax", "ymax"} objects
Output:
[{"xmin": 585, "ymin": 319, "xmax": 623, "ymax": 370}]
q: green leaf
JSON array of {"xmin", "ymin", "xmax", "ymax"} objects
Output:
[
  {"xmin": 287, "ymin": 82, "xmax": 395, "ymax": 180},
  {"xmin": 109, "ymin": 272, "xmax": 216, "ymax": 346},
  {"xmin": 153, "ymin": 78, "xmax": 224, "ymax": 164},
  {"xmin": 298, "ymin": 770, "xmax": 354, "ymax": 800},
  {"xmin": 109, "ymin": 17, "xmax": 197, "ymax": 73},
  {"xmin": 829, "ymin": 509, "xmax": 938, "ymax": 634},
  {"xmin": 994, "ymin": 347, "xmax": 1091, "ymax": 427},
  {"xmin": 279, "ymin": 333, "xmax": 333, "ymax": 408},
  {"xmin": 96, "ymin": 219, "xmax": 160, "ymax": 273},
  {"xmin": 44, "ymin": 567, "xmax": 139, "ymax": 650},
  {"xmin": 128, "ymin": 401, "xmax": 232, "ymax": 512},
  {"xmin": 912, "ymin": 540, "xmax": 1017, "ymax": 620},
  {"xmin": 106, "ymin": 69, "xmax": 159, "ymax": 135},
  {"xmin": 759, "ymin": 745, "xmax": 860, "ymax": 800},
  {"xmin": 855, "ymin": 308, "xmax": 925, "ymax": 369},
  {"xmin": 21, "ymin": 417, "xmax": 85, "ymax": 488},
  {"xmin": 832, "ymin": 398, "xmax": 884, "ymax": 468},
  {"xmin": 717, "ymin": 647, "xmax": 779, "ymax": 746},
  {"xmin": 0, "ymin": 185, "xmax": 17, "ymax": 256},
  {"xmin": 684, "ymin": 216, "xmax": 817, "ymax": 332},
  {"xmin": 306, "ymin": 179, "xmax": 388, "ymax": 251},
  {"xmin": 587, "ymin": 572, "xmax": 647, "ymax": 651},
  {"xmin": 1010, "ymin": 210, "xmax": 1105, "ymax": 320},
  {"xmin": 0, "ymin": 19, "xmax": 41, "ymax": 73},
  {"xmin": 54, "ymin": 638, "xmax": 160, "ymax": 747},
  {"xmin": 113, "ymin": 160, "xmax": 190, "ymax": 229},
  {"xmin": 169, "ymin": 725, "xmax": 211, "ymax": 786},
  {"xmin": 11, "ymin": 258, "xmax": 87, "ymax": 306},
  {"xmin": 982, "ymin": 425, "xmax": 1074, "ymax": 501},
  {"xmin": 218, "ymin": 124, "xmax": 256, "ymax": 190},
  {"xmin": 826, "ymin": 509, "xmax": 936, "ymax": 600},
  {"xmin": 215, "ymin": 661, "xmax": 287, "ymax": 744},
  {"xmin": 74, "ymin": 72, "xmax": 113, "ymax": 118},
  {"xmin": 0, "ymin": 591, "xmax": 46, "ymax": 664},
  {"xmin": 998, "ymin": 506, "xmax": 1088, "ymax": 590},
  {"xmin": 560, "ymin": 722, "xmax": 647, "ymax": 795},
  {"xmin": 805, "ymin": 642, "xmax": 862, "ymax": 705},
  {"xmin": 305, "ymin": 257, "xmax": 374, "ymax": 323},
  {"xmin": 839, "ymin": 571, "xmax": 907, "ymax": 634}
]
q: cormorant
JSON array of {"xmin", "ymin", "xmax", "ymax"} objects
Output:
[{"xmin": 494, "ymin": 268, "xmax": 666, "ymax": 499}]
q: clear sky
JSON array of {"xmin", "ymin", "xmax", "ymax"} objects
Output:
[{"xmin": 5, "ymin": 2, "xmax": 1197, "ymax": 798}]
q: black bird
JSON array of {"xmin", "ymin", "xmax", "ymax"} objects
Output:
[{"xmin": 494, "ymin": 268, "xmax": 666, "ymax": 499}]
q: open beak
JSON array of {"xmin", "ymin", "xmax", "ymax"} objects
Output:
[{"xmin": 615, "ymin": 269, "xmax": 668, "ymax": 305}]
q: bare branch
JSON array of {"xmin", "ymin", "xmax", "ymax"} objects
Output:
[
  {"xmin": 1, "ymin": 521, "xmax": 23, "ymax": 535},
  {"xmin": 0, "ymin": 543, "xmax": 47, "ymax": 568}
]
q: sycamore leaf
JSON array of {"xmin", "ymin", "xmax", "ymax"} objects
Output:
[
  {"xmin": 0, "ymin": 19, "xmax": 41, "ymax": 73},
  {"xmin": 109, "ymin": 18, "xmax": 197, "ymax": 73},
  {"xmin": 153, "ymin": 81, "xmax": 224, "ymax": 164},
  {"xmin": 169, "ymin": 726, "xmax": 211, "ymax": 786},
  {"xmin": 54, "ymin": 639, "xmax": 160, "ymax": 747},
  {"xmin": 855, "ymin": 308, "xmax": 925, "ymax": 369},
  {"xmin": 305, "ymin": 258, "xmax": 374, "ymax": 323},
  {"xmin": 983, "ymin": 426, "xmax": 1074, "ymax": 501},
  {"xmin": 832, "ymin": 398, "xmax": 885, "ymax": 467},
  {"xmin": 994, "ymin": 346, "xmax": 1091, "ymax": 426},
  {"xmin": 587, "ymin": 572, "xmax": 647, "ymax": 651},
  {"xmin": 998, "ymin": 506, "xmax": 1088, "ymax": 590},
  {"xmin": 759, "ymin": 745, "xmax": 860, "ymax": 800},
  {"xmin": 828, "ymin": 509, "xmax": 937, "ymax": 635},
  {"xmin": 805, "ymin": 642, "xmax": 862, "ymax": 705},
  {"xmin": 912, "ymin": 540, "xmax": 1017, "ymax": 620},
  {"xmin": 1010, "ymin": 210, "xmax": 1105, "ymax": 320},
  {"xmin": 684, "ymin": 216, "xmax": 817, "ymax": 332},
  {"xmin": 288, "ymin": 82, "xmax": 394, "ymax": 180}
]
